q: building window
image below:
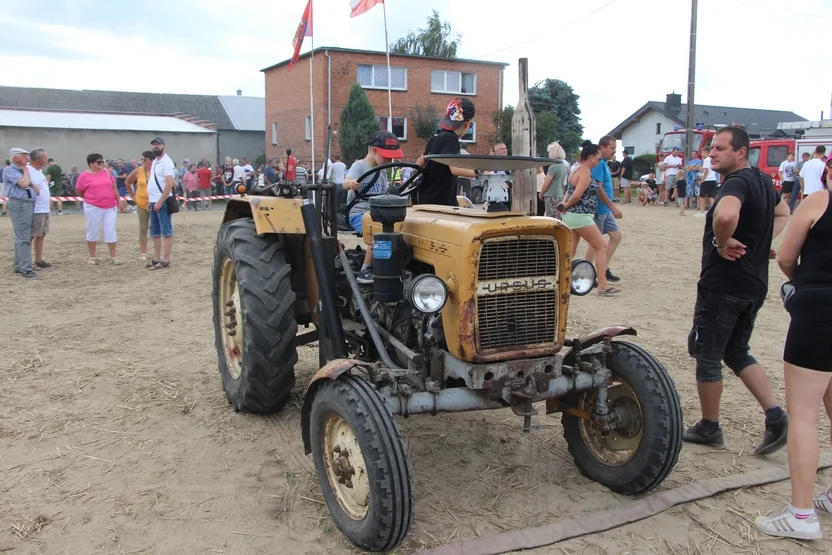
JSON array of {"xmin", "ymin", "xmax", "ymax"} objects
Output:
[
  {"xmin": 377, "ymin": 116, "xmax": 407, "ymax": 141},
  {"xmin": 460, "ymin": 121, "xmax": 476, "ymax": 143},
  {"xmin": 271, "ymin": 122, "xmax": 278, "ymax": 145},
  {"xmin": 305, "ymin": 116, "xmax": 311, "ymax": 141},
  {"xmin": 656, "ymin": 122, "xmax": 662, "ymax": 135},
  {"xmin": 431, "ymin": 70, "xmax": 477, "ymax": 95},
  {"xmin": 357, "ymin": 65, "xmax": 407, "ymax": 90}
]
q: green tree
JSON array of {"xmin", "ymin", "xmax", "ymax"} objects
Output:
[
  {"xmin": 487, "ymin": 105, "xmax": 514, "ymax": 151},
  {"xmin": 559, "ymin": 131, "xmax": 583, "ymax": 158},
  {"xmin": 528, "ymin": 79, "xmax": 583, "ymax": 138},
  {"xmin": 535, "ymin": 111, "xmax": 559, "ymax": 157},
  {"xmin": 409, "ymin": 101, "xmax": 439, "ymax": 140},
  {"xmin": 633, "ymin": 153, "xmax": 656, "ymax": 177},
  {"xmin": 338, "ymin": 84, "xmax": 378, "ymax": 164},
  {"xmin": 390, "ymin": 10, "xmax": 460, "ymax": 58}
]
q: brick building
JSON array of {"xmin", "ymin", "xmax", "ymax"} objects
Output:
[{"xmin": 262, "ymin": 47, "xmax": 507, "ymax": 167}]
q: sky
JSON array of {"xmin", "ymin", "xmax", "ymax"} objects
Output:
[{"xmin": 1, "ymin": 0, "xmax": 830, "ymax": 141}]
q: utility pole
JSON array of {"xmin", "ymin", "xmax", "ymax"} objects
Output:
[{"xmin": 685, "ymin": 0, "xmax": 698, "ymax": 162}]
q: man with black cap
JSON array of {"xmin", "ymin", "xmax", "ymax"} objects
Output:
[
  {"xmin": 415, "ymin": 98, "xmax": 477, "ymax": 206},
  {"xmin": 4, "ymin": 148, "xmax": 40, "ymax": 278},
  {"xmin": 147, "ymin": 137, "xmax": 176, "ymax": 269}
]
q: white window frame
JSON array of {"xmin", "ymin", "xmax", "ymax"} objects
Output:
[
  {"xmin": 459, "ymin": 121, "xmax": 476, "ymax": 143},
  {"xmin": 376, "ymin": 116, "xmax": 408, "ymax": 141},
  {"xmin": 271, "ymin": 122, "xmax": 278, "ymax": 145},
  {"xmin": 431, "ymin": 70, "xmax": 477, "ymax": 95},
  {"xmin": 356, "ymin": 65, "xmax": 408, "ymax": 91},
  {"xmin": 304, "ymin": 116, "xmax": 311, "ymax": 141}
]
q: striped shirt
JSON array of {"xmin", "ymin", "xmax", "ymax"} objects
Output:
[{"xmin": 2, "ymin": 164, "xmax": 32, "ymax": 200}]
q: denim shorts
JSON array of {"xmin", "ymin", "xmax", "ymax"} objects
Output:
[
  {"xmin": 688, "ymin": 286, "xmax": 764, "ymax": 383},
  {"xmin": 149, "ymin": 201, "xmax": 173, "ymax": 238},
  {"xmin": 349, "ymin": 213, "xmax": 364, "ymax": 234},
  {"xmin": 594, "ymin": 212, "xmax": 620, "ymax": 234}
]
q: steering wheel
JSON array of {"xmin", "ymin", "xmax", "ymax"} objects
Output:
[{"xmin": 351, "ymin": 162, "xmax": 424, "ymax": 201}]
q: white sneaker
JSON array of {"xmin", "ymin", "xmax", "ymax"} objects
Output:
[
  {"xmin": 694, "ymin": 213, "xmax": 706, "ymax": 218},
  {"xmin": 754, "ymin": 505, "xmax": 822, "ymax": 540},
  {"xmin": 813, "ymin": 490, "xmax": 832, "ymax": 514}
]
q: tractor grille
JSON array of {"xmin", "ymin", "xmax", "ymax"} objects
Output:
[{"xmin": 476, "ymin": 237, "xmax": 558, "ymax": 352}]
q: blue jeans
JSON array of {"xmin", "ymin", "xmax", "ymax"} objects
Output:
[
  {"xmin": 789, "ymin": 187, "xmax": 799, "ymax": 213},
  {"xmin": 149, "ymin": 201, "xmax": 173, "ymax": 238}
]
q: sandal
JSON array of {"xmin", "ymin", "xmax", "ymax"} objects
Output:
[
  {"xmin": 149, "ymin": 261, "xmax": 170, "ymax": 270},
  {"xmin": 598, "ymin": 287, "xmax": 621, "ymax": 297},
  {"xmin": 139, "ymin": 253, "xmax": 148, "ymax": 262},
  {"xmin": 87, "ymin": 258, "xmax": 98, "ymax": 266},
  {"xmin": 145, "ymin": 259, "xmax": 160, "ymax": 268},
  {"xmin": 111, "ymin": 258, "xmax": 124, "ymax": 266}
]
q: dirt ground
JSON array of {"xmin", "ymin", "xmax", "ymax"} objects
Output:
[{"xmin": 1, "ymin": 202, "xmax": 830, "ymax": 555}]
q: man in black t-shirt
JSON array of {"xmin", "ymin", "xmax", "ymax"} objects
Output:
[
  {"xmin": 619, "ymin": 151, "xmax": 634, "ymax": 203},
  {"xmin": 415, "ymin": 98, "xmax": 477, "ymax": 206},
  {"xmin": 685, "ymin": 126, "xmax": 790, "ymax": 455}
]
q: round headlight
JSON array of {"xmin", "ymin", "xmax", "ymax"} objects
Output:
[
  {"xmin": 571, "ymin": 259, "xmax": 596, "ymax": 296},
  {"xmin": 409, "ymin": 275, "xmax": 448, "ymax": 314}
]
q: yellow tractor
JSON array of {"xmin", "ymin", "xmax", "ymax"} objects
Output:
[{"xmin": 212, "ymin": 155, "xmax": 683, "ymax": 552}]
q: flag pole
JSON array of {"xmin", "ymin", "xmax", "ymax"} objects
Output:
[
  {"xmin": 309, "ymin": 0, "xmax": 316, "ymax": 186},
  {"xmin": 383, "ymin": 0, "xmax": 393, "ymax": 133}
]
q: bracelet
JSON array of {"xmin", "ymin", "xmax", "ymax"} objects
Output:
[{"xmin": 712, "ymin": 237, "xmax": 727, "ymax": 249}]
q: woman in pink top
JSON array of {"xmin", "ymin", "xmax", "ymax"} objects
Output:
[
  {"xmin": 183, "ymin": 163, "xmax": 199, "ymax": 210},
  {"xmin": 75, "ymin": 152, "xmax": 128, "ymax": 265}
]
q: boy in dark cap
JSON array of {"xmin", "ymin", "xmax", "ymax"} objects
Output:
[
  {"xmin": 415, "ymin": 98, "xmax": 477, "ymax": 206},
  {"xmin": 342, "ymin": 130, "xmax": 405, "ymax": 283}
]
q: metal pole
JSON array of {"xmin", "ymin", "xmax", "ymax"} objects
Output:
[
  {"xmin": 383, "ymin": 1, "xmax": 393, "ymax": 133},
  {"xmin": 685, "ymin": 0, "xmax": 698, "ymax": 162},
  {"xmin": 309, "ymin": 1, "xmax": 316, "ymax": 188}
]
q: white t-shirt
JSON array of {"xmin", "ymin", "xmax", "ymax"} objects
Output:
[
  {"xmin": 779, "ymin": 160, "xmax": 796, "ymax": 181},
  {"xmin": 800, "ymin": 158, "xmax": 827, "ymax": 196},
  {"xmin": 29, "ymin": 166, "xmax": 51, "ymax": 214},
  {"xmin": 664, "ymin": 155, "xmax": 683, "ymax": 177},
  {"xmin": 702, "ymin": 157, "xmax": 719, "ymax": 182},
  {"xmin": 148, "ymin": 153, "xmax": 175, "ymax": 203},
  {"xmin": 232, "ymin": 165, "xmax": 247, "ymax": 183},
  {"xmin": 330, "ymin": 161, "xmax": 347, "ymax": 183}
]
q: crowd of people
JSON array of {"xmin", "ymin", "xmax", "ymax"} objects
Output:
[{"xmin": 6, "ymin": 97, "xmax": 832, "ymax": 543}]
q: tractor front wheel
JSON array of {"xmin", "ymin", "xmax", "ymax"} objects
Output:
[
  {"xmin": 309, "ymin": 375, "xmax": 413, "ymax": 552},
  {"xmin": 562, "ymin": 340, "xmax": 683, "ymax": 495},
  {"xmin": 212, "ymin": 219, "xmax": 298, "ymax": 414}
]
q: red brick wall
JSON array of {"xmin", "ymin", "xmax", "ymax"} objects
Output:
[{"xmin": 264, "ymin": 50, "xmax": 505, "ymax": 169}]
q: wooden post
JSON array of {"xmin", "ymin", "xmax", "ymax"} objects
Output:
[{"xmin": 511, "ymin": 58, "xmax": 537, "ymax": 215}]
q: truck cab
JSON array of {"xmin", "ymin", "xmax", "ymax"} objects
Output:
[
  {"xmin": 749, "ymin": 139, "xmax": 794, "ymax": 190},
  {"xmin": 658, "ymin": 129, "xmax": 715, "ymax": 163}
]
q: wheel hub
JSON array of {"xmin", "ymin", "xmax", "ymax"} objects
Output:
[
  {"xmin": 219, "ymin": 258, "xmax": 244, "ymax": 379},
  {"xmin": 323, "ymin": 414, "xmax": 370, "ymax": 520},
  {"xmin": 578, "ymin": 382, "xmax": 644, "ymax": 466}
]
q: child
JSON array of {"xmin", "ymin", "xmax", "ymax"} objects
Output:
[
  {"xmin": 342, "ymin": 130, "xmax": 405, "ymax": 284},
  {"xmin": 676, "ymin": 172, "xmax": 688, "ymax": 216}
]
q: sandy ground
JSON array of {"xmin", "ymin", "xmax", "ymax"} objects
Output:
[{"xmin": 1, "ymin": 202, "xmax": 830, "ymax": 555}]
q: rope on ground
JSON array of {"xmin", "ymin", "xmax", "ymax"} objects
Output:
[{"xmin": 423, "ymin": 452, "xmax": 832, "ymax": 555}]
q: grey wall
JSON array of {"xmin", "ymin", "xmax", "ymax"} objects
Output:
[
  {"xmin": 0, "ymin": 128, "xmax": 217, "ymax": 169},
  {"xmin": 218, "ymin": 130, "xmax": 266, "ymax": 165}
]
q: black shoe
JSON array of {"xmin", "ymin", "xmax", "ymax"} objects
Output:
[
  {"xmin": 754, "ymin": 412, "xmax": 788, "ymax": 456},
  {"xmin": 606, "ymin": 268, "xmax": 620, "ymax": 282},
  {"xmin": 682, "ymin": 420, "xmax": 725, "ymax": 448},
  {"xmin": 20, "ymin": 270, "xmax": 38, "ymax": 278},
  {"xmin": 35, "ymin": 260, "xmax": 52, "ymax": 268},
  {"xmin": 356, "ymin": 266, "xmax": 374, "ymax": 285}
]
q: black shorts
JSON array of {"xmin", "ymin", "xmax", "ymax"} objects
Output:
[
  {"xmin": 699, "ymin": 181, "xmax": 716, "ymax": 198},
  {"xmin": 781, "ymin": 181, "xmax": 795, "ymax": 195},
  {"xmin": 688, "ymin": 286, "xmax": 764, "ymax": 383},
  {"xmin": 784, "ymin": 287, "xmax": 832, "ymax": 371}
]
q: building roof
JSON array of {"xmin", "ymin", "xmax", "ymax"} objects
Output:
[
  {"xmin": 218, "ymin": 95, "xmax": 266, "ymax": 131},
  {"xmin": 261, "ymin": 46, "xmax": 510, "ymax": 72},
  {"xmin": 0, "ymin": 109, "xmax": 216, "ymax": 133},
  {"xmin": 608, "ymin": 100, "xmax": 808, "ymax": 139},
  {"xmin": 0, "ymin": 86, "xmax": 265, "ymax": 131}
]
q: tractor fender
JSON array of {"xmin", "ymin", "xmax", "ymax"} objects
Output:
[
  {"xmin": 579, "ymin": 325, "xmax": 637, "ymax": 348},
  {"xmin": 301, "ymin": 359, "xmax": 360, "ymax": 454}
]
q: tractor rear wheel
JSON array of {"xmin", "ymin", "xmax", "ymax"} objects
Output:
[
  {"xmin": 309, "ymin": 375, "xmax": 413, "ymax": 552},
  {"xmin": 562, "ymin": 340, "xmax": 683, "ymax": 495},
  {"xmin": 213, "ymin": 219, "xmax": 298, "ymax": 414}
]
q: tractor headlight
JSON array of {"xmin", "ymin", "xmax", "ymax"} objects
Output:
[
  {"xmin": 571, "ymin": 259, "xmax": 596, "ymax": 296},
  {"xmin": 409, "ymin": 275, "xmax": 448, "ymax": 314}
]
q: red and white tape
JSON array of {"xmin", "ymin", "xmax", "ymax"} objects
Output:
[{"xmin": 0, "ymin": 195, "xmax": 238, "ymax": 203}]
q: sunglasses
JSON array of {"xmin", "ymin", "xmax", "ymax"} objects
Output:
[{"xmin": 93, "ymin": 160, "xmax": 104, "ymax": 164}]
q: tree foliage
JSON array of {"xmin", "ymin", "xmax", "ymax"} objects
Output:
[
  {"xmin": 633, "ymin": 153, "xmax": 656, "ymax": 177},
  {"xmin": 390, "ymin": 10, "xmax": 460, "ymax": 58},
  {"xmin": 535, "ymin": 111, "xmax": 559, "ymax": 157},
  {"xmin": 488, "ymin": 105, "xmax": 514, "ymax": 152},
  {"xmin": 525, "ymin": 79, "xmax": 584, "ymax": 156},
  {"xmin": 409, "ymin": 101, "xmax": 439, "ymax": 140},
  {"xmin": 338, "ymin": 84, "xmax": 379, "ymax": 165}
]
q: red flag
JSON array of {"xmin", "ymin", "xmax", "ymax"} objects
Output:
[
  {"xmin": 289, "ymin": 0, "xmax": 313, "ymax": 70},
  {"xmin": 349, "ymin": 0, "xmax": 383, "ymax": 18}
]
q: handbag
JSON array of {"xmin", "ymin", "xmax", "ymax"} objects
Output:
[{"xmin": 153, "ymin": 164, "xmax": 180, "ymax": 214}]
